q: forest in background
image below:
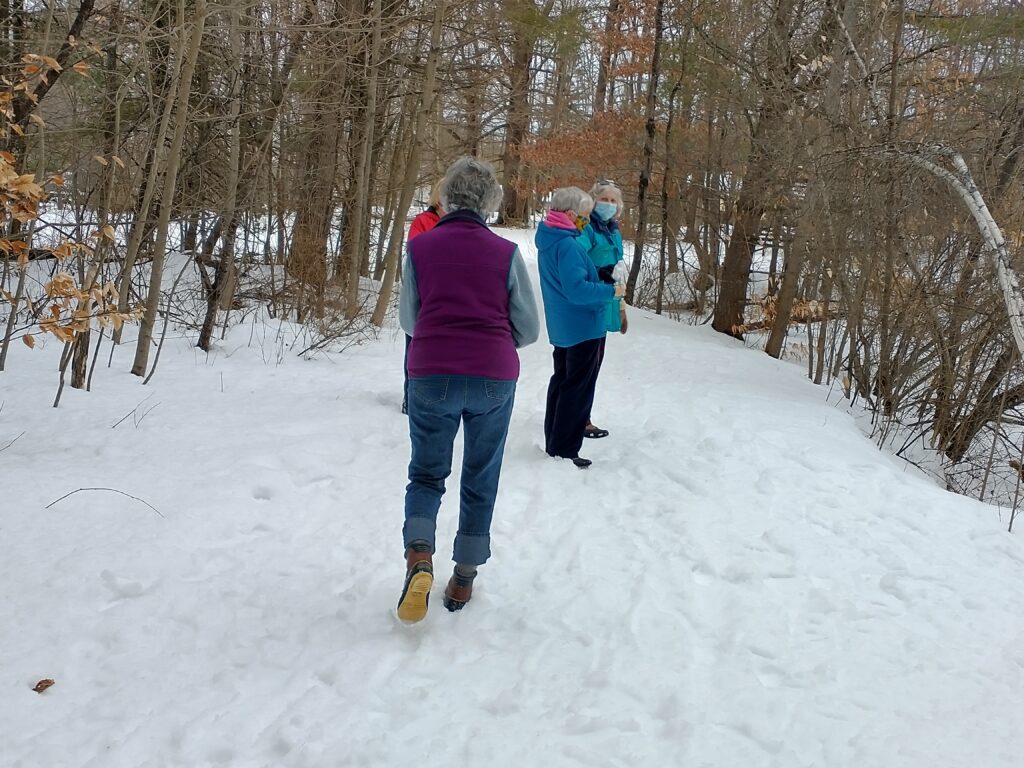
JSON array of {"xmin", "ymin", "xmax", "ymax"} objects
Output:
[{"xmin": 3, "ymin": 0, "xmax": 1024, "ymax": 508}]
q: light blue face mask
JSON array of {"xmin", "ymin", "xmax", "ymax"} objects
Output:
[{"xmin": 594, "ymin": 201, "xmax": 618, "ymax": 221}]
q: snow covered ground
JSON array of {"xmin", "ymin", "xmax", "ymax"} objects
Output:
[{"xmin": 3, "ymin": 228, "xmax": 1024, "ymax": 767}]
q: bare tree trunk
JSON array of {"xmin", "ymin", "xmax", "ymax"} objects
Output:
[
  {"xmin": 765, "ymin": 220, "xmax": 803, "ymax": 357},
  {"xmin": 499, "ymin": 33, "xmax": 531, "ymax": 223},
  {"xmin": 767, "ymin": 0, "xmax": 859, "ymax": 357},
  {"xmin": 814, "ymin": 263, "xmax": 834, "ymax": 384},
  {"xmin": 371, "ymin": 1, "xmax": 445, "ymax": 327},
  {"xmin": 344, "ymin": 0, "xmax": 383, "ymax": 316},
  {"xmin": 72, "ymin": 43, "xmax": 121, "ymax": 388},
  {"xmin": 657, "ymin": 77, "xmax": 682, "ymax": 314},
  {"xmin": 132, "ymin": 0, "xmax": 208, "ymax": 377},
  {"xmin": 198, "ymin": 0, "xmax": 243, "ymax": 352},
  {"xmin": 289, "ymin": 60, "xmax": 345, "ymax": 319},
  {"xmin": 712, "ymin": 0, "xmax": 804, "ymax": 338},
  {"xmin": 593, "ymin": 0, "xmax": 620, "ymax": 114},
  {"xmin": 113, "ymin": 1, "xmax": 181, "ymax": 344},
  {"xmin": 624, "ymin": 0, "xmax": 664, "ymax": 304},
  {"xmin": 711, "ymin": 164, "xmax": 770, "ymax": 338}
]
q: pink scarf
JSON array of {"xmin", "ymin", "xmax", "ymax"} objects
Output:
[{"xmin": 544, "ymin": 210, "xmax": 579, "ymax": 231}]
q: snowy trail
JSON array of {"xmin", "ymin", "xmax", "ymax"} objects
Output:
[{"xmin": 3, "ymin": 229, "xmax": 1024, "ymax": 767}]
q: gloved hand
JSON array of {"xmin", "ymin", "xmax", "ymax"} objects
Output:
[{"xmin": 596, "ymin": 265, "xmax": 615, "ymax": 284}]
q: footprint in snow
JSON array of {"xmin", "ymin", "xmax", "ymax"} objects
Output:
[{"xmin": 100, "ymin": 569, "xmax": 149, "ymax": 599}]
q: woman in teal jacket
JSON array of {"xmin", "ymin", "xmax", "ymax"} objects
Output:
[
  {"xmin": 579, "ymin": 179, "xmax": 627, "ymax": 440},
  {"xmin": 537, "ymin": 186, "xmax": 623, "ymax": 468}
]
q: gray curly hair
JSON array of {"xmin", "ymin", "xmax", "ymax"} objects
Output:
[
  {"xmin": 548, "ymin": 186, "xmax": 593, "ymax": 216},
  {"xmin": 439, "ymin": 157, "xmax": 504, "ymax": 216}
]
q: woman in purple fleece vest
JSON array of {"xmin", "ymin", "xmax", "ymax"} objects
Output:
[{"xmin": 395, "ymin": 157, "xmax": 540, "ymax": 623}]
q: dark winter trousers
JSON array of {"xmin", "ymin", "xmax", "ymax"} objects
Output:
[
  {"xmin": 544, "ymin": 337, "xmax": 605, "ymax": 460},
  {"xmin": 585, "ymin": 336, "xmax": 607, "ymax": 424}
]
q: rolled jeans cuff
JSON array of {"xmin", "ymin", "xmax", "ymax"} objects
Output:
[
  {"xmin": 403, "ymin": 517, "xmax": 437, "ymax": 552},
  {"xmin": 453, "ymin": 531, "xmax": 491, "ymax": 567}
]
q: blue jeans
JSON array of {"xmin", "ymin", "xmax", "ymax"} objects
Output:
[{"xmin": 404, "ymin": 375, "xmax": 516, "ymax": 566}]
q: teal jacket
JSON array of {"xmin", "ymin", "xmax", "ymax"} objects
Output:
[
  {"xmin": 582, "ymin": 214, "xmax": 624, "ymax": 332},
  {"xmin": 536, "ymin": 222, "xmax": 616, "ymax": 348}
]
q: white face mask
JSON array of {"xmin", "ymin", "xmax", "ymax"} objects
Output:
[{"xmin": 594, "ymin": 201, "xmax": 618, "ymax": 221}]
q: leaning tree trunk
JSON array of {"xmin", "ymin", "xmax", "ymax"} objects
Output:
[
  {"xmin": 197, "ymin": 0, "xmax": 243, "ymax": 352},
  {"xmin": 113, "ymin": 1, "xmax": 180, "ymax": 344},
  {"xmin": 131, "ymin": 0, "xmax": 208, "ymax": 377},
  {"xmin": 370, "ymin": 1, "xmax": 446, "ymax": 327},
  {"xmin": 834, "ymin": 3, "xmax": 1024, "ymax": 455},
  {"xmin": 835, "ymin": 4, "xmax": 1024, "ymax": 364}
]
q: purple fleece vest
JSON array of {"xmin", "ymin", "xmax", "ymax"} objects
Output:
[{"xmin": 407, "ymin": 216, "xmax": 520, "ymax": 381}]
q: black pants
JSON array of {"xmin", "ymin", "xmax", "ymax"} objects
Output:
[
  {"xmin": 544, "ymin": 337, "xmax": 605, "ymax": 459},
  {"xmin": 585, "ymin": 336, "xmax": 607, "ymax": 424}
]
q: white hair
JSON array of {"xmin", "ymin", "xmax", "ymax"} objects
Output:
[{"xmin": 548, "ymin": 186, "xmax": 593, "ymax": 216}]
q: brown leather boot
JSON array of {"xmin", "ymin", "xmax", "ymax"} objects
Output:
[
  {"xmin": 443, "ymin": 570, "xmax": 475, "ymax": 612},
  {"xmin": 397, "ymin": 545, "xmax": 433, "ymax": 623}
]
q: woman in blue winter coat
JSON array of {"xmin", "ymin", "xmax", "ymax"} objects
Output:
[
  {"xmin": 579, "ymin": 179, "xmax": 627, "ymax": 440},
  {"xmin": 536, "ymin": 187, "xmax": 624, "ymax": 469}
]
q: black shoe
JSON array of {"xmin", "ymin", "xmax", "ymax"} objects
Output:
[{"xmin": 572, "ymin": 457, "xmax": 592, "ymax": 469}]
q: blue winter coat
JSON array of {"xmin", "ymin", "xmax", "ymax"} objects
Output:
[
  {"xmin": 582, "ymin": 214, "xmax": 624, "ymax": 333},
  {"xmin": 536, "ymin": 222, "xmax": 616, "ymax": 348}
]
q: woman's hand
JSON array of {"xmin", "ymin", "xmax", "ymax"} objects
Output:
[{"xmin": 614, "ymin": 283, "xmax": 625, "ymax": 298}]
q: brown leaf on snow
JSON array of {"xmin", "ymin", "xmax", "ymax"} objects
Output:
[
  {"xmin": 22, "ymin": 333, "xmax": 34, "ymax": 348},
  {"xmin": 32, "ymin": 679, "xmax": 54, "ymax": 693}
]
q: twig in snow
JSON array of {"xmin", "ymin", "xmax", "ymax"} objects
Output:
[
  {"xmin": 0, "ymin": 430, "xmax": 25, "ymax": 452},
  {"xmin": 110, "ymin": 394, "xmax": 155, "ymax": 429},
  {"xmin": 45, "ymin": 487, "xmax": 165, "ymax": 518}
]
